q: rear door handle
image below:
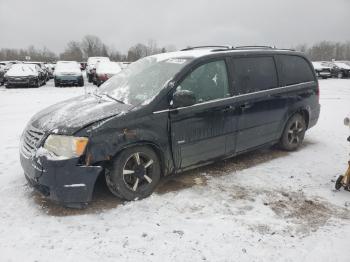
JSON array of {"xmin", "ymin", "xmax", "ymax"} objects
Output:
[{"xmin": 221, "ymin": 105, "xmax": 235, "ymax": 113}]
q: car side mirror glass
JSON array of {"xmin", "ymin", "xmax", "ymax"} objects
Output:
[{"xmin": 172, "ymin": 89, "xmax": 196, "ymax": 108}]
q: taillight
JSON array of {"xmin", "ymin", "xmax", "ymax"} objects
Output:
[
  {"xmin": 316, "ymin": 84, "xmax": 320, "ymax": 102},
  {"xmin": 98, "ymin": 74, "xmax": 108, "ymax": 81}
]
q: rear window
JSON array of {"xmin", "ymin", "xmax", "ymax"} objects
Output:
[
  {"xmin": 277, "ymin": 55, "xmax": 315, "ymax": 86},
  {"xmin": 230, "ymin": 56, "xmax": 278, "ymax": 95}
]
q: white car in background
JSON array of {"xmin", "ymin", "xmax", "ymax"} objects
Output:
[
  {"xmin": 93, "ymin": 61, "xmax": 122, "ymax": 86},
  {"xmin": 86, "ymin": 56, "xmax": 110, "ymax": 83},
  {"xmin": 54, "ymin": 61, "xmax": 84, "ymax": 87}
]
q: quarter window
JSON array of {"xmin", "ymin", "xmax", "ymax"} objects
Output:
[
  {"xmin": 178, "ymin": 60, "xmax": 230, "ymax": 104},
  {"xmin": 277, "ymin": 55, "xmax": 315, "ymax": 86},
  {"xmin": 230, "ymin": 57, "xmax": 278, "ymax": 95}
]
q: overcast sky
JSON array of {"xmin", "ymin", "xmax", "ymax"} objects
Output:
[{"xmin": 1, "ymin": 0, "xmax": 349, "ymax": 53}]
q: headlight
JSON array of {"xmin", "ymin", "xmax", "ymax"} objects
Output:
[{"xmin": 44, "ymin": 135, "xmax": 88, "ymax": 159}]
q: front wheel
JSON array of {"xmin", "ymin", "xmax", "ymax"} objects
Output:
[
  {"xmin": 78, "ymin": 78, "xmax": 84, "ymax": 87},
  {"xmin": 337, "ymin": 72, "xmax": 344, "ymax": 79},
  {"xmin": 279, "ymin": 113, "xmax": 306, "ymax": 151},
  {"xmin": 87, "ymin": 74, "xmax": 92, "ymax": 83},
  {"xmin": 106, "ymin": 146, "xmax": 161, "ymax": 201}
]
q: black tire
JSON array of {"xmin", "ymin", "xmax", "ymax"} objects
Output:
[
  {"xmin": 337, "ymin": 72, "xmax": 343, "ymax": 79},
  {"xmin": 78, "ymin": 78, "xmax": 84, "ymax": 87},
  {"xmin": 54, "ymin": 79, "xmax": 59, "ymax": 87},
  {"xmin": 106, "ymin": 146, "xmax": 161, "ymax": 201},
  {"xmin": 335, "ymin": 175, "xmax": 344, "ymax": 190},
  {"xmin": 279, "ymin": 113, "xmax": 306, "ymax": 151},
  {"xmin": 87, "ymin": 74, "xmax": 92, "ymax": 83}
]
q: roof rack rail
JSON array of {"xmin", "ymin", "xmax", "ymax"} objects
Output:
[
  {"xmin": 181, "ymin": 45, "xmax": 233, "ymax": 51},
  {"xmin": 233, "ymin": 45, "xmax": 275, "ymax": 49}
]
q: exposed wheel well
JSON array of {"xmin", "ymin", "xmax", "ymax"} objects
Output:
[{"xmin": 298, "ymin": 109, "xmax": 310, "ymax": 128}]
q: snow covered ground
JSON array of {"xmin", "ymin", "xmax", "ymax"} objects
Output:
[{"xmin": 0, "ymin": 78, "xmax": 349, "ymax": 261}]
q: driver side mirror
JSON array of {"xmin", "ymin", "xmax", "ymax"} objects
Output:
[{"xmin": 172, "ymin": 89, "xmax": 196, "ymax": 108}]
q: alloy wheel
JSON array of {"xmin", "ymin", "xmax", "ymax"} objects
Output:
[
  {"xmin": 122, "ymin": 152, "xmax": 154, "ymax": 192},
  {"xmin": 287, "ymin": 120, "xmax": 304, "ymax": 145}
]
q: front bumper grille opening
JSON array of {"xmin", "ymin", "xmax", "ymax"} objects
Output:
[{"xmin": 21, "ymin": 126, "xmax": 45, "ymax": 157}]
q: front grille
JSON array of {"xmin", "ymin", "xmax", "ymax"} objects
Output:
[{"xmin": 21, "ymin": 125, "xmax": 45, "ymax": 157}]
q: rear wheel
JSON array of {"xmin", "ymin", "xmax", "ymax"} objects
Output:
[
  {"xmin": 337, "ymin": 72, "xmax": 343, "ymax": 78},
  {"xmin": 106, "ymin": 146, "xmax": 161, "ymax": 201},
  {"xmin": 279, "ymin": 113, "xmax": 306, "ymax": 151}
]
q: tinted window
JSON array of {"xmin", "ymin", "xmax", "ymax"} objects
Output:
[
  {"xmin": 179, "ymin": 60, "xmax": 230, "ymax": 104},
  {"xmin": 230, "ymin": 57, "xmax": 278, "ymax": 95},
  {"xmin": 277, "ymin": 55, "xmax": 314, "ymax": 86}
]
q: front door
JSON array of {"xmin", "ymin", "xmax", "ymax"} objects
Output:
[{"xmin": 169, "ymin": 59, "xmax": 237, "ymax": 169}]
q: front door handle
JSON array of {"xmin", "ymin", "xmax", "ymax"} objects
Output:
[{"xmin": 240, "ymin": 102, "xmax": 253, "ymax": 110}]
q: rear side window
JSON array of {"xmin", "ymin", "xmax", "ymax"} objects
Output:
[
  {"xmin": 230, "ymin": 57, "xmax": 278, "ymax": 95},
  {"xmin": 277, "ymin": 55, "xmax": 315, "ymax": 86}
]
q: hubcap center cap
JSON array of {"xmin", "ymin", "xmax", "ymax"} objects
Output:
[{"xmin": 134, "ymin": 165, "xmax": 146, "ymax": 179}]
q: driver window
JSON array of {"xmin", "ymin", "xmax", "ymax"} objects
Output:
[{"xmin": 178, "ymin": 60, "xmax": 230, "ymax": 104}]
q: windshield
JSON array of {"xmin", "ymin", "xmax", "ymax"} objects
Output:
[
  {"xmin": 7, "ymin": 64, "xmax": 36, "ymax": 75},
  {"xmin": 98, "ymin": 55, "xmax": 191, "ymax": 106}
]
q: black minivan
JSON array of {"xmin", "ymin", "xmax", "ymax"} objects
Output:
[{"xmin": 20, "ymin": 46, "xmax": 320, "ymax": 207}]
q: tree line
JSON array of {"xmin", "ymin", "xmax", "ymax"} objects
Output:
[
  {"xmin": 293, "ymin": 41, "xmax": 350, "ymax": 61},
  {"xmin": 0, "ymin": 36, "xmax": 349, "ymax": 62},
  {"xmin": 0, "ymin": 35, "xmax": 175, "ymax": 63}
]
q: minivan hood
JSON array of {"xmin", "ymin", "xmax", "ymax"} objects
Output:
[{"xmin": 30, "ymin": 94, "xmax": 132, "ymax": 135}]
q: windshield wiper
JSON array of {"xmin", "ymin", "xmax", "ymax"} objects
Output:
[{"xmin": 102, "ymin": 93, "xmax": 125, "ymax": 104}]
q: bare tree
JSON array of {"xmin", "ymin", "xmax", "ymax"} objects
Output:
[
  {"xmin": 60, "ymin": 41, "xmax": 83, "ymax": 61},
  {"xmin": 81, "ymin": 35, "xmax": 104, "ymax": 58}
]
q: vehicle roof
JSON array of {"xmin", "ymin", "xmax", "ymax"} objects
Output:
[{"xmin": 149, "ymin": 47, "xmax": 305, "ymax": 62}]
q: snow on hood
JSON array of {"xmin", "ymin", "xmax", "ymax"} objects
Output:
[
  {"xmin": 29, "ymin": 94, "xmax": 132, "ymax": 135},
  {"xmin": 334, "ymin": 62, "xmax": 350, "ymax": 70},
  {"xmin": 312, "ymin": 62, "xmax": 330, "ymax": 70},
  {"xmin": 5, "ymin": 64, "xmax": 38, "ymax": 77},
  {"xmin": 96, "ymin": 62, "xmax": 122, "ymax": 75}
]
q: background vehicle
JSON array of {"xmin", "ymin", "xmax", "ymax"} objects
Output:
[
  {"xmin": 54, "ymin": 61, "xmax": 84, "ymax": 87},
  {"xmin": 332, "ymin": 61, "xmax": 350, "ymax": 78},
  {"xmin": 0, "ymin": 64, "xmax": 5, "ymax": 85},
  {"xmin": 86, "ymin": 57, "xmax": 110, "ymax": 83},
  {"xmin": 312, "ymin": 61, "xmax": 332, "ymax": 79},
  {"xmin": 93, "ymin": 61, "xmax": 121, "ymax": 86},
  {"xmin": 44, "ymin": 63, "xmax": 55, "ymax": 79},
  {"xmin": 20, "ymin": 47, "xmax": 320, "ymax": 207},
  {"xmin": 24, "ymin": 62, "xmax": 49, "ymax": 82},
  {"xmin": 80, "ymin": 62, "xmax": 87, "ymax": 70},
  {"xmin": 4, "ymin": 63, "xmax": 45, "ymax": 88}
]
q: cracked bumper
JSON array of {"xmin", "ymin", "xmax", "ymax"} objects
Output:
[{"xmin": 20, "ymin": 152, "xmax": 102, "ymax": 207}]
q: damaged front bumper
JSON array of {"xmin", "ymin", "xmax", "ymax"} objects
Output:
[{"xmin": 20, "ymin": 152, "xmax": 102, "ymax": 208}]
